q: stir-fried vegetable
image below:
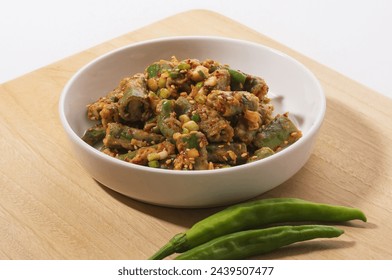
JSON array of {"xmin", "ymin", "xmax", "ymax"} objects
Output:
[{"xmin": 82, "ymin": 56, "xmax": 302, "ymax": 170}]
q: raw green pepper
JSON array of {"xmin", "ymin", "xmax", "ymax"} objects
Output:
[
  {"xmin": 175, "ymin": 225, "xmax": 344, "ymax": 260},
  {"xmin": 149, "ymin": 198, "xmax": 366, "ymax": 260}
]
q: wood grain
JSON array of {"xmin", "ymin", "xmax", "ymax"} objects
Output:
[{"xmin": 1, "ymin": 10, "xmax": 391, "ymax": 260}]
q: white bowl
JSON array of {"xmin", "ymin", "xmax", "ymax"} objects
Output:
[{"xmin": 59, "ymin": 36, "xmax": 325, "ymax": 208}]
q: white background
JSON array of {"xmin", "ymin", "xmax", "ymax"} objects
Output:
[
  {"xmin": 0, "ymin": 260, "xmax": 390, "ymax": 279},
  {"xmin": 1, "ymin": 0, "xmax": 391, "ymax": 99}
]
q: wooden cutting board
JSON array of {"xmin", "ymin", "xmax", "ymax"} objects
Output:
[{"xmin": 1, "ymin": 10, "xmax": 391, "ymax": 260}]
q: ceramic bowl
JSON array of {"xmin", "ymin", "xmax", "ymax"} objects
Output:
[{"xmin": 59, "ymin": 36, "xmax": 325, "ymax": 208}]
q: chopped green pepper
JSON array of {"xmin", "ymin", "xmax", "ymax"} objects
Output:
[
  {"xmin": 147, "ymin": 64, "xmax": 160, "ymax": 78},
  {"xmin": 228, "ymin": 68, "xmax": 247, "ymax": 85}
]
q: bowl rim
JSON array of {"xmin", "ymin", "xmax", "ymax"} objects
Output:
[{"xmin": 59, "ymin": 35, "xmax": 326, "ymax": 176}]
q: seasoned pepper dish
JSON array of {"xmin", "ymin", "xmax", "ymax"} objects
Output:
[{"xmin": 82, "ymin": 57, "xmax": 302, "ymax": 170}]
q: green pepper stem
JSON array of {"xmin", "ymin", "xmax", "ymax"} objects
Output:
[
  {"xmin": 148, "ymin": 242, "xmax": 175, "ymax": 260},
  {"xmin": 149, "ymin": 233, "xmax": 188, "ymax": 260}
]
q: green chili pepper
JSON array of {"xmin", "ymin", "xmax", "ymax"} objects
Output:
[
  {"xmin": 160, "ymin": 99, "xmax": 174, "ymax": 117},
  {"xmin": 206, "ymin": 90, "xmax": 259, "ymax": 117},
  {"xmin": 206, "ymin": 142, "xmax": 248, "ymax": 165},
  {"xmin": 174, "ymin": 96, "xmax": 193, "ymax": 116},
  {"xmin": 117, "ymin": 150, "xmax": 137, "ymax": 161},
  {"xmin": 120, "ymin": 141, "xmax": 175, "ymax": 165},
  {"xmin": 253, "ymin": 114, "xmax": 302, "ymax": 150},
  {"xmin": 149, "ymin": 198, "xmax": 366, "ymax": 260},
  {"xmin": 178, "ymin": 62, "xmax": 191, "ymax": 70},
  {"xmin": 148, "ymin": 160, "xmax": 160, "ymax": 168},
  {"xmin": 118, "ymin": 73, "xmax": 150, "ymax": 122},
  {"xmin": 175, "ymin": 131, "xmax": 209, "ymax": 170},
  {"xmin": 157, "ymin": 100, "xmax": 182, "ymax": 140},
  {"xmin": 169, "ymin": 70, "xmax": 179, "ymax": 79},
  {"xmin": 175, "ymin": 225, "xmax": 344, "ymax": 260},
  {"xmin": 195, "ymin": 81, "xmax": 204, "ymax": 88},
  {"xmin": 103, "ymin": 122, "xmax": 164, "ymax": 150},
  {"xmin": 181, "ymin": 132, "xmax": 199, "ymax": 149},
  {"xmin": 191, "ymin": 113, "xmax": 201, "ymax": 123},
  {"xmin": 81, "ymin": 125, "xmax": 106, "ymax": 146},
  {"xmin": 228, "ymin": 68, "xmax": 247, "ymax": 85},
  {"xmin": 147, "ymin": 64, "xmax": 160, "ymax": 78},
  {"xmin": 247, "ymin": 147, "xmax": 275, "ymax": 163},
  {"xmin": 197, "ymin": 70, "xmax": 207, "ymax": 79}
]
